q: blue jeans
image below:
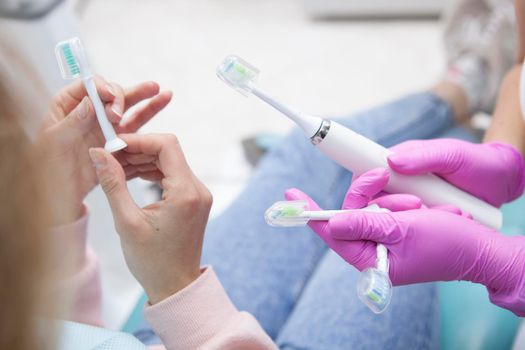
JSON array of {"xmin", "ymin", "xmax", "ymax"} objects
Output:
[{"xmin": 138, "ymin": 92, "xmax": 478, "ymax": 349}]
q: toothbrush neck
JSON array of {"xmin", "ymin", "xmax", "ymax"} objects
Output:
[
  {"xmin": 81, "ymin": 72, "xmax": 94, "ymax": 81},
  {"xmin": 376, "ymin": 244, "xmax": 389, "ymax": 273},
  {"xmin": 252, "ymin": 86, "xmax": 323, "ymax": 137}
]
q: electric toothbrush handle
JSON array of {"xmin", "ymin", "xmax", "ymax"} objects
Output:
[
  {"xmin": 316, "ymin": 120, "xmax": 502, "ymax": 229},
  {"xmin": 83, "ymin": 77, "xmax": 118, "ymax": 142}
]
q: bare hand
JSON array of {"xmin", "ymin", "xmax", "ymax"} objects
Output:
[
  {"xmin": 37, "ymin": 77, "xmax": 172, "ymax": 225},
  {"xmin": 89, "ymin": 133, "xmax": 212, "ymax": 304}
]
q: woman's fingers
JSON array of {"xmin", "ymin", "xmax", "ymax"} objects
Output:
[
  {"xmin": 89, "ymin": 148, "xmax": 141, "ymax": 233},
  {"xmin": 51, "ymin": 76, "xmax": 113, "ymax": 116},
  {"xmin": 43, "ymin": 97, "xmax": 96, "ymax": 146},
  {"xmin": 123, "ymin": 153, "xmax": 157, "ymax": 165},
  {"xmin": 119, "ymin": 91, "xmax": 173, "ymax": 133},
  {"xmin": 55, "ymin": 79, "xmax": 168, "ymax": 130},
  {"xmin": 124, "ymin": 81, "xmax": 160, "ymax": 110},
  {"xmin": 104, "ymin": 82, "xmax": 125, "ymax": 123},
  {"xmin": 93, "ymin": 75, "xmax": 116, "ymax": 102},
  {"xmin": 125, "ymin": 170, "xmax": 164, "ymax": 183},
  {"xmin": 118, "ymin": 134, "xmax": 191, "ymax": 178}
]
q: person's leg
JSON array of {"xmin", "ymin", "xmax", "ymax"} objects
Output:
[
  {"xmin": 202, "ymin": 92, "xmax": 457, "ymax": 338},
  {"xmin": 277, "ymin": 251, "xmax": 439, "ymax": 350},
  {"xmin": 275, "ymin": 124, "xmax": 479, "ymax": 350}
]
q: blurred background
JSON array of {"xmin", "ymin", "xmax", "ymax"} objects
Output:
[{"xmin": 0, "ymin": 0, "xmax": 450, "ymax": 330}]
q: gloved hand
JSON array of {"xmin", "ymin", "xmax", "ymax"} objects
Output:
[
  {"xmin": 285, "ymin": 168, "xmax": 525, "ymax": 316},
  {"xmin": 388, "ymin": 139, "xmax": 525, "ymax": 207}
]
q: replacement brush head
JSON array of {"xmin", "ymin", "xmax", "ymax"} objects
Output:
[
  {"xmin": 265, "ymin": 200, "xmax": 311, "ymax": 227},
  {"xmin": 216, "ymin": 55, "xmax": 259, "ymax": 96}
]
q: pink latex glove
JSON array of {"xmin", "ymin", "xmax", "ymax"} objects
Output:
[
  {"xmin": 285, "ymin": 168, "xmax": 525, "ymax": 316},
  {"xmin": 388, "ymin": 139, "xmax": 525, "ymax": 207}
]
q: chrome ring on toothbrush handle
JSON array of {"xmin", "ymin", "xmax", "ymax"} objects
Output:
[{"xmin": 310, "ymin": 119, "xmax": 331, "ymax": 145}]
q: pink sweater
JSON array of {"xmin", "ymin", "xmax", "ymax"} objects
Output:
[{"xmin": 55, "ymin": 211, "xmax": 276, "ymax": 350}]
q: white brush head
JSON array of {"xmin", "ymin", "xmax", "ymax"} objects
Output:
[
  {"xmin": 357, "ymin": 267, "xmax": 392, "ymax": 314},
  {"xmin": 216, "ymin": 55, "xmax": 259, "ymax": 96}
]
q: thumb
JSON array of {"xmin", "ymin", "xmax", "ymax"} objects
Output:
[
  {"xmin": 330, "ymin": 211, "xmax": 405, "ymax": 244},
  {"xmin": 89, "ymin": 148, "xmax": 140, "ymax": 231},
  {"xmin": 388, "ymin": 139, "xmax": 463, "ymax": 175},
  {"xmin": 342, "ymin": 168, "xmax": 390, "ymax": 209},
  {"xmin": 48, "ymin": 97, "xmax": 95, "ymax": 145}
]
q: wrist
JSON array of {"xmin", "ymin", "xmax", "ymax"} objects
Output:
[
  {"xmin": 146, "ymin": 268, "xmax": 202, "ymax": 305},
  {"xmin": 486, "ymin": 142, "xmax": 525, "ymax": 202},
  {"xmin": 476, "ymin": 235, "xmax": 525, "ymax": 315}
]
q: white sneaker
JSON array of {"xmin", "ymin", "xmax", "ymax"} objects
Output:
[{"xmin": 443, "ymin": 0, "xmax": 516, "ymax": 113}]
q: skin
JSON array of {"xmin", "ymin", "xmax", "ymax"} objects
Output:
[
  {"xmin": 89, "ymin": 134, "xmax": 213, "ymax": 304},
  {"xmin": 484, "ymin": 1, "xmax": 525, "ymax": 152},
  {"xmin": 37, "ymin": 76, "xmax": 172, "ymax": 226},
  {"xmin": 484, "ymin": 65, "xmax": 525, "ymax": 153},
  {"xmin": 38, "ymin": 76, "xmax": 211, "ymax": 307}
]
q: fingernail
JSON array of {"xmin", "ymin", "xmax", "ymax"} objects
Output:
[
  {"xmin": 106, "ymin": 84, "xmax": 116, "ymax": 97},
  {"xmin": 89, "ymin": 148, "xmax": 107, "ymax": 170},
  {"xmin": 111, "ymin": 105, "xmax": 122, "ymax": 118},
  {"xmin": 77, "ymin": 98, "xmax": 89, "ymax": 120}
]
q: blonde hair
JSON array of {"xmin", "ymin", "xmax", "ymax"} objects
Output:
[{"xmin": 0, "ymin": 66, "xmax": 53, "ymax": 350}]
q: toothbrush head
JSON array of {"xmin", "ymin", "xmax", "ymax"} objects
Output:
[
  {"xmin": 55, "ymin": 37, "xmax": 90, "ymax": 80},
  {"xmin": 357, "ymin": 268, "xmax": 393, "ymax": 314},
  {"xmin": 265, "ymin": 200, "xmax": 310, "ymax": 227},
  {"xmin": 217, "ymin": 55, "xmax": 259, "ymax": 96}
]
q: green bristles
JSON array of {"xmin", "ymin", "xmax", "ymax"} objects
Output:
[
  {"xmin": 232, "ymin": 62, "xmax": 247, "ymax": 75},
  {"xmin": 60, "ymin": 43, "xmax": 80, "ymax": 76},
  {"xmin": 271, "ymin": 205, "xmax": 303, "ymax": 219}
]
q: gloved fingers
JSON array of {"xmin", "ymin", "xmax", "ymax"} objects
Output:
[
  {"xmin": 332, "ymin": 240, "xmax": 378, "ymax": 272},
  {"xmin": 430, "ymin": 204, "xmax": 473, "ymax": 219},
  {"xmin": 388, "ymin": 138, "xmax": 464, "ymax": 176},
  {"xmin": 369, "ymin": 193, "xmax": 422, "ymax": 212},
  {"xmin": 342, "ymin": 168, "xmax": 390, "ymax": 209},
  {"xmin": 330, "ymin": 211, "xmax": 403, "ymax": 244},
  {"xmin": 284, "ymin": 188, "xmax": 330, "ymax": 239}
]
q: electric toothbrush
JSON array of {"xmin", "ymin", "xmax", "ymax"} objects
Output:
[{"xmin": 217, "ymin": 55, "xmax": 502, "ymax": 230}]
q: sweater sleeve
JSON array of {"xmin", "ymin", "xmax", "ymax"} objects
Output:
[
  {"xmin": 144, "ymin": 266, "xmax": 277, "ymax": 350},
  {"xmin": 51, "ymin": 207, "xmax": 103, "ymax": 327}
]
